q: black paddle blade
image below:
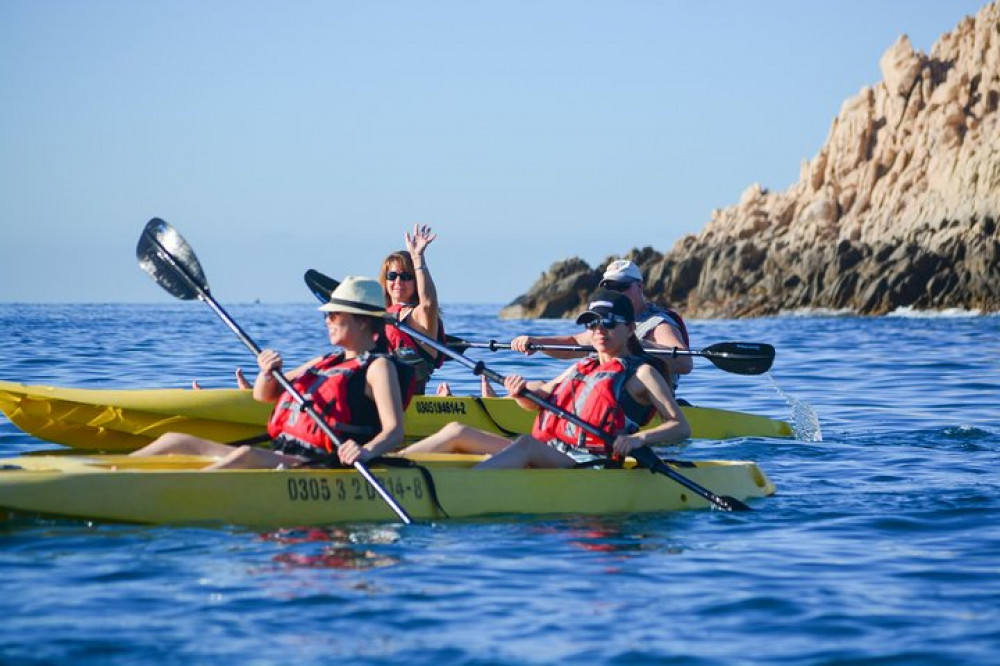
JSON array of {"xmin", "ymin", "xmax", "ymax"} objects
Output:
[
  {"xmin": 444, "ymin": 335, "xmax": 471, "ymax": 352},
  {"xmin": 136, "ymin": 218, "xmax": 209, "ymax": 300},
  {"xmin": 303, "ymin": 269, "xmax": 340, "ymax": 304},
  {"xmin": 700, "ymin": 342, "xmax": 775, "ymax": 375}
]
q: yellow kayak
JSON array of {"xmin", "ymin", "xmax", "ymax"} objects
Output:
[
  {"xmin": 0, "ymin": 452, "xmax": 775, "ymax": 526},
  {"xmin": 0, "ymin": 380, "xmax": 793, "ymax": 452}
]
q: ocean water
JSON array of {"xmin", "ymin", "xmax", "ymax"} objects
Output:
[{"xmin": 1, "ymin": 302, "xmax": 998, "ymax": 664}]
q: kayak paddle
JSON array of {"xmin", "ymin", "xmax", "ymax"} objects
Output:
[
  {"xmin": 449, "ymin": 340, "xmax": 775, "ymax": 375},
  {"xmin": 305, "ymin": 268, "xmax": 773, "ymax": 376},
  {"xmin": 381, "ymin": 317, "xmax": 752, "ymax": 512},
  {"xmin": 136, "ymin": 219, "xmax": 414, "ymax": 524}
]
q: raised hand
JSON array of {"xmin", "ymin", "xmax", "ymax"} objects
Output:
[{"xmin": 405, "ymin": 223, "xmax": 436, "ymax": 258}]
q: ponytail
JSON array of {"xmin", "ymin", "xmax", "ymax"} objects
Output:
[{"xmin": 628, "ymin": 332, "xmax": 670, "ymax": 381}]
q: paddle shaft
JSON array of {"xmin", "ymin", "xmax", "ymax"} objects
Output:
[
  {"xmin": 461, "ymin": 340, "xmax": 705, "ymax": 356},
  {"xmin": 393, "ymin": 321, "xmax": 750, "ymax": 511},
  {"xmin": 304, "ymin": 269, "xmax": 771, "ymax": 375},
  {"xmin": 454, "ymin": 340, "xmax": 774, "ymax": 375},
  {"xmin": 144, "ymin": 233, "xmax": 413, "ymax": 524}
]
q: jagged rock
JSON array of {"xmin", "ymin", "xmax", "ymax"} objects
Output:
[
  {"xmin": 500, "ymin": 2, "xmax": 1000, "ymax": 319},
  {"xmin": 498, "ymin": 257, "xmax": 601, "ymax": 319}
]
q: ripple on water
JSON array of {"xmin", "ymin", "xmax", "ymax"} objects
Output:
[{"xmin": 1, "ymin": 306, "xmax": 999, "ymax": 663}]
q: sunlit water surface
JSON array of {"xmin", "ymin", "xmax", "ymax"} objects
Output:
[{"xmin": 1, "ymin": 303, "xmax": 998, "ymax": 664}]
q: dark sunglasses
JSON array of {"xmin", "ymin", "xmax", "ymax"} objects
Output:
[
  {"xmin": 599, "ymin": 279, "xmax": 634, "ymax": 292},
  {"xmin": 386, "ymin": 271, "xmax": 415, "ymax": 282},
  {"xmin": 583, "ymin": 316, "xmax": 625, "ymax": 331}
]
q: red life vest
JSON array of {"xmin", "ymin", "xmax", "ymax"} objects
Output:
[
  {"xmin": 531, "ymin": 355, "xmax": 655, "ymax": 453},
  {"xmin": 384, "ymin": 304, "xmax": 446, "ymax": 394},
  {"xmin": 266, "ymin": 353, "xmax": 383, "ymax": 454}
]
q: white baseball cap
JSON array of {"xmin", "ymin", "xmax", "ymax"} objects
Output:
[{"xmin": 601, "ymin": 259, "xmax": 643, "ymax": 284}]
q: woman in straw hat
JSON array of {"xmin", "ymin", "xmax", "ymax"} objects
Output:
[{"xmin": 132, "ymin": 277, "xmax": 405, "ymax": 470}]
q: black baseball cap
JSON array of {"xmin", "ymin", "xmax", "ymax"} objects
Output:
[{"xmin": 574, "ymin": 290, "xmax": 636, "ymax": 325}]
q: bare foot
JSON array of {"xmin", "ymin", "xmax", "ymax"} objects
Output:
[{"xmin": 235, "ymin": 367, "xmax": 251, "ymax": 389}]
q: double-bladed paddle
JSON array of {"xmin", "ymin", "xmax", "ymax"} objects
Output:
[
  {"xmin": 136, "ymin": 220, "xmax": 414, "ymax": 524},
  {"xmin": 304, "ymin": 270, "xmax": 773, "ymax": 375},
  {"xmin": 396, "ymin": 319, "xmax": 751, "ymax": 512},
  {"xmin": 449, "ymin": 340, "xmax": 775, "ymax": 375},
  {"xmin": 305, "ymin": 270, "xmax": 750, "ymax": 512}
]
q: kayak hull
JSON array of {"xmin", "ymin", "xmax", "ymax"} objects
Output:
[
  {"xmin": 0, "ymin": 453, "xmax": 775, "ymax": 526},
  {"xmin": 0, "ymin": 380, "xmax": 794, "ymax": 451}
]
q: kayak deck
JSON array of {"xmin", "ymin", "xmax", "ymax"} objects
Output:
[
  {"xmin": 0, "ymin": 453, "xmax": 775, "ymax": 526},
  {"xmin": 0, "ymin": 380, "xmax": 794, "ymax": 452}
]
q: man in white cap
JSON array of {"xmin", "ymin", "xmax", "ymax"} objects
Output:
[{"xmin": 510, "ymin": 259, "xmax": 692, "ymax": 392}]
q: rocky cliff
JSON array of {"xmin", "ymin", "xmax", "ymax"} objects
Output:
[{"xmin": 501, "ymin": 2, "xmax": 1000, "ymax": 319}]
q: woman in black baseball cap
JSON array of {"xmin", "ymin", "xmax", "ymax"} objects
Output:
[{"xmin": 404, "ymin": 290, "xmax": 690, "ymax": 467}]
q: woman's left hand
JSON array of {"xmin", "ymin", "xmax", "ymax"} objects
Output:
[
  {"xmin": 612, "ymin": 434, "xmax": 644, "ymax": 457},
  {"xmin": 405, "ymin": 223, "xmax": 436, "ymax": 257},
  {"xmin": 338, "ymin": 440, "xmax": 372, "ymax": 466}
]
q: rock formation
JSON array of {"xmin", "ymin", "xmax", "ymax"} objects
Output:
[{"xmin": 502, "ymin": 2, "xmax": 1000, "ymax": 319}]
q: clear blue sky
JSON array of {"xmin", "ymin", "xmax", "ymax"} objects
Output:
[{"xmin": 0, "ymin": 0, "xmax": 989, "ymax": 304}]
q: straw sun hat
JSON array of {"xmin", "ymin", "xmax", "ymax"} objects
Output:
[{"xmin": 318, "ymin": 276, "xmax": 387, "ymax": 318}]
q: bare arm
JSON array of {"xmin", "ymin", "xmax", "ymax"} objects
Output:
[
  {"xmin": 503, "ymin": 364, "xmax": 575, "ymax": 411},
  {"xmin": 404, "ymin": 223, "xmax": 440, "ymax": 339},
  {"xmin": 502, "ymin": 375, "xmax": 551, "ymax": 412},
  {"xmin": 645, "ymin": 322, "xmax": 694, "ymax": 376},
  {"xmin": 252, "ymin": 351, "xmax": 322, "ymax": 403},
  {"xmin": 509, "ymin": 330, "xmax": 592, "ymax": 359},
  {"xmin": 362, "ymin": 357, "xmax": 406, "ymax": 457},
  {"xmin": 610, "ymin": 364, "xmax": 690, "ymax": 457},
  {"xmin": 338, "ymin": 357, "xmax": 405, "ymax": 465}
]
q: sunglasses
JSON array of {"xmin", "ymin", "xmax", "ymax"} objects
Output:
[
  {"xmin": 599, "ymin": 280, "xmax": 635, "ymax": 292},
  {"xmin": 386, "ymin": 271, "xmax": 415, "ymax": 282},
  {"xmin": 583, "ymin": 316, "xmax": 626, "ymax": 331}
]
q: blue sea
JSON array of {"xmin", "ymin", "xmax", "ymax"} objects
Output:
[{"xmin": 1, "ymin": 302, "xmax": 998, "ymax": 664}]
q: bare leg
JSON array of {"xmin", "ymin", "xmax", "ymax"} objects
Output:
[
  {"xmin": 130, "ymin": 432, "xmax": 237, "ymax": 457},
  {"xmin": 402, "ymin": 422, "xmax": 511, "ymax": 455},
  {"xmin": 475, "ymin": 435, "xmax": 576, "ymax": 469},
  {"xmin": 202, "ymin": 445, "xmax": 301, "ymax": 471}
]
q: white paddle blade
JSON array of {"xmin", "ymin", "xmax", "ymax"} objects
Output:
[{"xmin": 136, "ymin": 218, "xmax": 209, "ymax": 300}]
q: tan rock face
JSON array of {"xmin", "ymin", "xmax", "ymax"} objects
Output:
[{"xmin": 502, "ymin": 2, "xmax": 1000, "ymax": 319}]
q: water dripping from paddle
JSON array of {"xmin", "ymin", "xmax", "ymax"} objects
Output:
[{"xmin": 765, "ymin": 373, "xmax": 823, "ymax": 441}]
